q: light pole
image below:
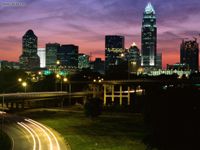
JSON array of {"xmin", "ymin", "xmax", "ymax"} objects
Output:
[
  {"xmin": 63, "ymin": 78, "xmax": 68, "ymax": 92},
  {"xmin": 56, "ymin": 74, "xmax": 68, "ymax": 91},
  {"xmin": 56, "ymin": 74, "xmax": 60, "ymax": 91},
  {"xmin": 68, "ymin": 82, "xmax": 71, "ymax": 105},
  {"xmin": 22, "ymin": 82, "xmax": 27, "ymax": 93},
  {"xmin": 2, "ymin": 95, "xmax": 4, "ymax": 112}
]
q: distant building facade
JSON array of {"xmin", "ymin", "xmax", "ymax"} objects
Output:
[
  {"xmin": 141, "ymin": 2, "xmax": 157, "ymax": 68},
  {"xmin": 180, "ymin": 39, "xmax": 199, "ymax": 72},
  {"xmin": 127, "ymin": 43, "xmax": 141, "ymax": 74},
  {"xmin": 46, "ymin": 43, "xmax": 60, "ymax": 68},
  {"xmin": 57, "ymin": 44, "xmax": 79, "ymax": 69},
  {"xmin": 149, "ymin": 70, "xmax": 191, "ymax": 77},
  {"xmin": 37, "ymin": 48, "xmax": 46, "ymax": 68},
  {"xmin": 156, "ymin": 53, "xmax": 162, "ymax": 69},
  {"xmin": 78, "ymin": 54, "xmax": 90, "ymax": 69},
  {"xmin": 0, "ymin": 61, "xmax": 20, "ymax": 71},
  {"xmin": 91, "ymin": 58, "xmax": 105, "ymax": 74},
  {"xmin": 19, "ymin": 30, "xmax": 40, "ymax": 70},
  {"xmin": 105, "ymin": 35, "xmax": 125, "ymax": 73},
  {"xmin": 167, "ymin": 63, "xmax": 190, "ymax": 71}
]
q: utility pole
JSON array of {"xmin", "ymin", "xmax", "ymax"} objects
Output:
[{"xmin": 69, "ymin": 83, "xmax": 71, "ymax": 105}]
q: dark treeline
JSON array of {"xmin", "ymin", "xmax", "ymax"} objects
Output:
[
  {"xmin": 0, "ymin": 70, "xmax": 27, "ymax": 93},
  {"xmin": 143, "ymin": 86, "xmax": 200, "ymax": 150}
]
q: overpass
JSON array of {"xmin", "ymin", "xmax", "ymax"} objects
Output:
[
  {"xmin": 0, "ymin": 91, "xmax": 97, "ymax": 110},
  {"xmin": 0, "ymin": 79, "xmax": 197, "ymax": 110}
]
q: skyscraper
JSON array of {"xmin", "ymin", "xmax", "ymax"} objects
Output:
[
  {"xmin": 141, "ymin": 2, "xmax": 157, "ymax": 67},
  {"xmin": 19, "ymin": 29, "xmax": 40, "ymax": 70},
  {"xmin": 128, "ymin": 43, "xmax": 141, "ymax": 74},
  {"xmin": 180, "ymin": 39, "xmax": 199, "ymax": 71},
  {"xmin": 57, "ymin": 44, "xmax": 79, "ymax": 69},
  {"xmin": 46, "ymin": 43, "xmax": 60, "ymax": 68},
  {"xmin": 37, "ymin": 48, "xmax": 46, "ymax": 68},
  {"xmin": 156, "ymin": 53, "xmax": 162, "ymax": 69},
  {"xmin": 105, "ymin": 35, "xmax": 125, "ymax": 73}
]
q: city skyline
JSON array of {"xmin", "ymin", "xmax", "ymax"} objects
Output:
[{"xmin": 1, "ymin": 0, "xmax": 200, "ymax": 68}]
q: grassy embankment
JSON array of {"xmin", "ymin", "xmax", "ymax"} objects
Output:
[{"xmin": 18, "ymin": 106, "xmax": 147, "ymax": 150}]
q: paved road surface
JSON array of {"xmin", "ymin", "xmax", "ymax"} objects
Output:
[{"xmin": 2, "ymin": 114, "xmax": 69, "ymax": 150}]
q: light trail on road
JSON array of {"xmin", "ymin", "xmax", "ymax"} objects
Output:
[
  {"xmin": 20, "ymin": 122, "xmax": 41, "ymax": 150},
  {"xmin": 17, "ymin": 122, "xmax": 36, "ymax": 150},
  {"xmin": 3, "ymin": 114, "xmax": 68, "ymax": 150},
  {"xmin": 24, "ymin": 119, "xmax": 53, "ymax": 150},
  {"xmin": 26, "ymin": 119, "xmax": 60, "ymax": 150}
]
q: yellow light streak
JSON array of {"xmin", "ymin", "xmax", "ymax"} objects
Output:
[
  {"xmin": 17, "ymin": 122, "xmax": 36, "ymax": 150},
  {"xmin": 26, "ymin": 119, "xmax": 60, "ymax": 150}
]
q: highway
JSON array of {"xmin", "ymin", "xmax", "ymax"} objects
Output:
[{"xmin": 2, "ymin": 114, "xmax": 69, "ymax": 150}]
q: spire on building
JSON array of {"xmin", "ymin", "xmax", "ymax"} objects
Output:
[
  {"xmin": 145, "ymin": 2, "xmax": 155, "ymax": 14},
  {"xmin": 131, "ymin": 42, "xmax": 137, "ymax": 47}
]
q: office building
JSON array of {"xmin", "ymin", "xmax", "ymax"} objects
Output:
[
  {"xmin": 156, "ymin": 53, "xmax": 162, "ymax": 69},
  {"xmin": 37, "ymin": 48, "xmax": 46, "ymax": 68},
  {"xmin": 46, "ymin": 43, "xmax": 60, "ymax": 68},
  {"xmin": 180, "ymin": 39, "xmax": 199, "ymax": 72},
  {"xmin": 92, "ymin": 58, "xmax": 105, "ymax": 74},
  {"xmin": 105, "ymin": 35, "xmax": 125, "ymax": 73},
  {"xmin": 0, "ymin": 60, "xmax": 20, "ymax": 71},
  {"xmin": 57, "ymin": 44, "xmax": 79, "ymax": 69},
  {"xmin": 141, "ymin": 2, "xmax": 157, "ymax": 67},
  {"xmin": 128, "ymin": 43, "xmax": 141, "ymax": 74},
  {"xmin": 19, "ymin": 29, "xmax": 40, "ymax": 70}
]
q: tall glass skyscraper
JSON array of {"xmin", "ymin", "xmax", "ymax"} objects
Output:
[
  {"xmin": 19, "ymin": 29, "xmax": 40, "ymax": 70},
  {"xmin": 141, "ymin": 2, "xmax": 157, "ymax": 67}
]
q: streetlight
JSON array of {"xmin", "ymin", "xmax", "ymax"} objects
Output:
[
  {"xmin": 22, "ymin": 82, "xmax": 27, "ymax": 93},
  {"xmin": 63, "ymin": 78, "xmax": 68, "ymax": 82},
  {"xmin": 56, "ymin": 74, "xmax": 68, "ymax": 91},
  {"xmin": 60, "ymin": 77, "xmax": 68, "ymax": 91},
  {"xmin": 18, "ymin": 78, "xmax": 22, "ymax": 82},
  {"xmin": 55, "ymin": 74, "xmax": 60, "ymax": 91},
  {"xmin": 56, "ymin": 60, "xmax": 60, "ymax": 65},
  {"xmin": 62, "ymin": 77, "xmax": 68, "ymax": 92}
]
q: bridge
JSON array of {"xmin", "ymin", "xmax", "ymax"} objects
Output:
[
  {"xmin": 0, "ymin": 79, "xmax": 198, "ymax": 110},
  {"xmin": 0, "ymin": 91, "xmax": 96, "ymax": 110}
]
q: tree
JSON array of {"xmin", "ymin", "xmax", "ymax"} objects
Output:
[{"xmin": 84, "ymin": 97, "xmax": 103, "ymax": 118}]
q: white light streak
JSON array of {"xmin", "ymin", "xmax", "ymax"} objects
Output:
[
  {"xmin": 21, "ymin": 122, "xmax": 41, "ymax": 150},
  {"xmin": 17, "ymin": 122, "xmax": 36, "ymax": 150},
  {"xmin": 26, "ymin": 119, "xmax": 60, "ymax": 150},
  {"xmin": 25, "ymin": 119, "xmax": 53, "ymax": 150}
]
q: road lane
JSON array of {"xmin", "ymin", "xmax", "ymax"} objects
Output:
[
  {"xmin": 26, "ymin": 119, "xmax": 60, "ymax": 150},
  {"xmin": 17, "ymin": 122, "xmax": 37, "ymax": 150},
  {"xmin": 4, "ymin": 123, "xmax": 34, "ymax": 150},
  {"xmin": 2, "ymin": 115, "xmax": 68, "ymax": 150}
]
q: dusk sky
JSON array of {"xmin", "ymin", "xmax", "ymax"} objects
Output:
[{"xmin": 0, "ymin": 0, "xmax": 200, "ymax": 67}]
